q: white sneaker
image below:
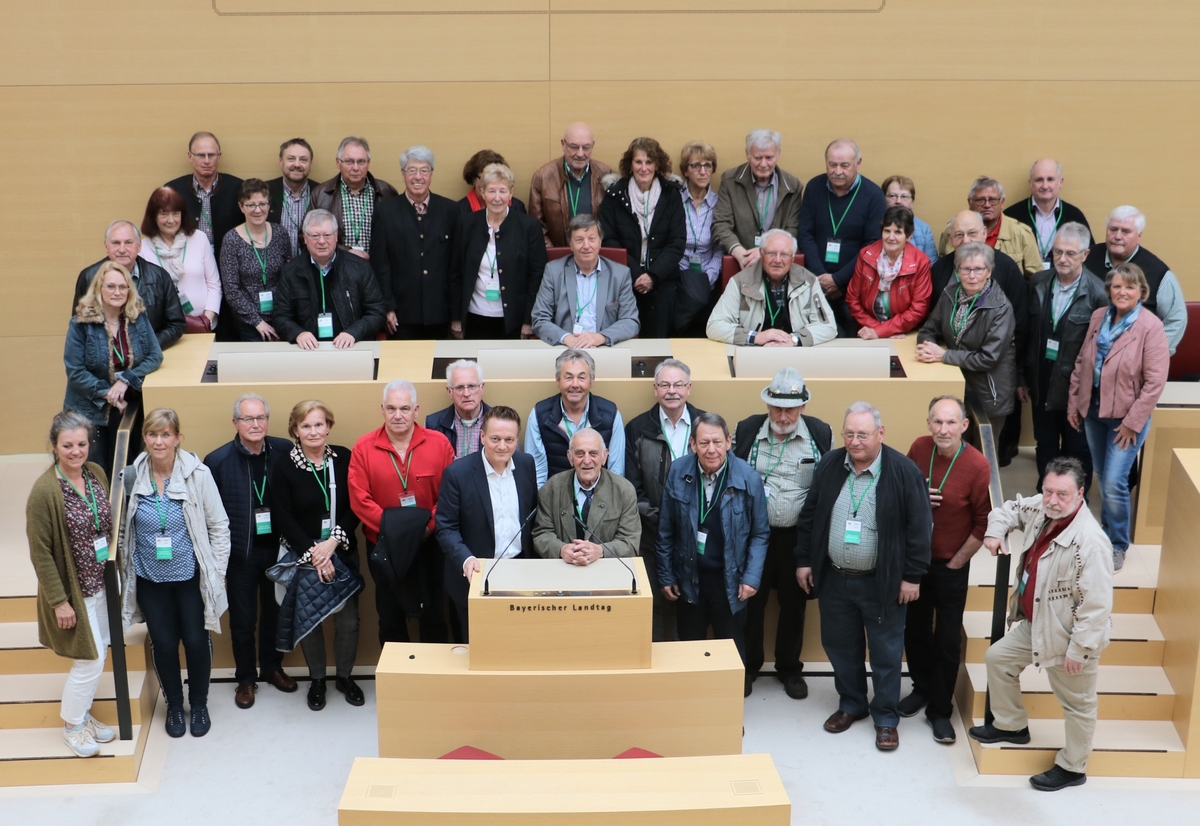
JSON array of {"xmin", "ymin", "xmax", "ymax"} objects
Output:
[
  {"xmin": 64, "ymin": 724, "xmax": 100, "ymax": 758},
  {"xmin": 85, "ymin": 713, "xmax": 115, "ymax": 744}
]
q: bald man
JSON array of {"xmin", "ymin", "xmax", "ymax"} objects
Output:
[
  {"xmin": 528, "ymin": 122, "xmax": 614, "ymax": 248},
  {"xmin": 1003, "ymin": 159, "xmax": 1092, "ymax": 268}
]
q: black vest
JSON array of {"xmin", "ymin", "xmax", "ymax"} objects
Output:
[
  {"xmin": 535, "ymin": 394, "xmax": 618, "ymax": 480},
  {"xmin": 697, "ymin": 470, "xmax": 727, "ymax": 572},
  {"xmin": 1084, "ymin": 244, "xmax": 1169, "ymax": 313}
]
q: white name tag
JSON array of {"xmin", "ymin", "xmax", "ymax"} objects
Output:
[
  {"xmin": 844, "ymin": 519, "xmax": 862, "ymax": 545},
  {"xmin": 155, "ymin": 534, "xmax": 173, "ymax": 560},
  {"xmin": 825, "ymin": 239, "xmax": 842, "ymax": 264},
  {"xmin": 753, "ymin": 235, "xmax": 763, "ymax": 248},
  {"xmin": 696, "ymin": 530, "xmax": 708, "ymax": 556},
  {"xmin": 93, "ymin": 536, "xmax": 109, "ymax": 562},
  {"xmin": 178, "ymin": 290, "xmax": 194, "ymax": 315},
  {"xmin": 258, "ymin": 290, "xmax": 274, "ymax": 313},
  {"xmin": 320, "ymin": 517, "xmax": 332, "ymax": 540},
  {"xmin": 254, "ymin": 508, "xmax": 272, "ymax": 535},
  {"xmin": 572, "ymin": 322, "xmax": 584, "ymax": 336},
  {"xmin": 1042, "ymin": 261, "xmax": 1052, "ymax": 270},
  {"xmin": 1045, "ymin": 339, "xmax": 1060, "ymax": 362},
  {"xmin": 400, "ymin": 495, "xmax": 417, "ymax": 508},
  {"xmin": 317, "ymin": 313, "xmax": 334, "ymax": 339}
]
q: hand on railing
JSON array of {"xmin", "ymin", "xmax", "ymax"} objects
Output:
[{"xmin": 983, "ymin": 536, "xmax": 1007, "ymax": 556}]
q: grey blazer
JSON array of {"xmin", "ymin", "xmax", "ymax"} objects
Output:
[{"xmin": 530, "ymin": 254, "xmax": 640, "ymax": 345}]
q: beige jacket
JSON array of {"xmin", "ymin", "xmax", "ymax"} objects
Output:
[
  {"xmin": 121, "ymin": 449, "xmax": 231, "ymax": 633},
  {"xmin": 705, "ymin": 261, "xmax": 837, "ymax": 346},
  {"xmin": 985, "ymin": 493, "xmax": 1113, "ymax": 669},
  {"xmin": 938, "ymin": 214, "xmax": 1044, "ymax": 278}
]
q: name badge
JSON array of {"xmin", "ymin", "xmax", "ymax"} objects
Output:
[
  {"xmin": 155, "ymin": 534, "xmax": 173, "ymax": 560},
  {"xmin": 258, "ymin": 290, "xmax": 274, "ymax": 313},
  {"xmin": 93, "ymin": 536, "xmax": 109, "ymax": 562},
  {"xmin": 1042, "ymin": 261, "xmax": 1052, "ymax": 270},
  {"xmin": 1018, "ymin": 567, "xmax": 1030, "ymax": 596},
  {"xmin": 351, "ymin": 245, "xmax": 366, "ymax": 252},
  {"xmin": 844, "ymin": 519, "xmax": 862, "ymax": 545},
  {"xmin": 753, "ymin": 235, "xmax": 763, "ymax": 248},
  {"xmin": 824, "ymin": 239, "xmax": 842, "ymax": 264},
  {"xmin": 317, "ymin": 313, "xmax": 334, "ymax": 339},
  {"xmin": 1045, "ymin": 339, "xmax": 1060, "ymax": 362},
  {"xmin": 696, "ymin": 530, "xmax": 708, "ymax": 556},
  {"xmin": 254, "ymin": 507, "xmax": 272, "ymax": 535},
  {"xmin": 178, "ymin": 290, "xmax": 195, "ymax": 315},
  {"xmin": 485, "ymin": 282, "xmax": 501, "ymax": 302},
  {"xmin": 400, "ymin": 495, "xmax": 417, "ymax": 508},
  {"xmin": 763, "ymin": 487, "xmax": 771, "ymax": 500},
  {"xmin": 320, "ymin": 516, "xmax": 332, "ymax": 541},
  {"xmin": 572, "ymin": 322, "xmax": 585, "ymax": 336}
]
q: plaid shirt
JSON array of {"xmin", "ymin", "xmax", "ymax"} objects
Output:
[
  {"xmin": 452, "ymin": 411, "xmax": 483, "ymax": 458},
  {"xmin": 827, "ymin": 449, "xmax": 881, "ymax": 571},
  {"xmin": 193, "ymin": 175, "xmax": 217, "ymax": 245},
  {"xmin": 280, "ymin": 181, "xmax": 310, "ymax": 258},
  {"xmin": 340, "ymin": 178, "xmax": 374, "ymax": 249}
]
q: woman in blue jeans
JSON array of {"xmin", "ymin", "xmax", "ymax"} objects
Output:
[{"xmin": 1067, "ymin": 263, "xmax": 1169, "ymax": 571}]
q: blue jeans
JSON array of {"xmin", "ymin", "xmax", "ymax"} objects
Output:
[
  {"xmin": 818, "ymin": 568, "xmax": 907, "ymax": 727},
  {"xmin": 1083, "ymin": 412, "xmax": 1150, "ymax": 552}
]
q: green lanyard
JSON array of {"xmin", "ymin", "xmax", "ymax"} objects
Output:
[
  {"xmin": 759, "ymin": 431, "xmax": 788, "ymax": 483},
  {"xmin": 57, "ymin": 465, "xmax": 102, "ymax": 531},
  {"xmin": 574, "ymin": 483, "xmax": 594, "ymax": 524},
  {"xmin": 1028, "ymin": 201, "xmax": 1064, "ymax": 258},
  {"xmin": 698, "ymin": 461, "xmax": 728, "ymax": 524},
  {"xmin": 756, "ymin": 184, "xmax": 774, "ymax": 232},
  {"xmin": 252, "ymin": 473, "xmax": 268, "ymax": 507},
  {"xmin": 565, "ymin": 161, "xmax": 584, "ymax": 217},
  {"xmin": 685, "ymin": 197, "xmax": 711, "ymax": 251},
  {"xmin": 575, "ymin": 273, "xmax": 599, "ymax": 322},
  {"xmin": 763, "ymin": 278, "xmax": 787, "ymax": 327},
  {"xmin": 111, "ymin": 328, "xmax": 126, "ymax": 367},
  {"xmin": 306, "ymin": 458, "xmax": 331, "ymax": 512},
  {"xmin": 152, "ymin": 476, "xmax": 169, "ymax": 534},
  {"xmin": 927, "ymin": 442, "xmax": 964, "ymax": 494},
  {"xmin": 389, "ymin": 448, "xmax": 413, "ymax": 492},
  {"xmin": 827, "ymin": 178, "xmax": 862, "ymax": 236},
  {"xmin": 660, "ymin": 418, "xmax": 690, "ymax": 461},
  {"xmin": 847, "ymin": 467, "xmax": 877, "ymax": 518},
  {"xmin": 318, "ymin": 265, "xmax": 329, "ymax": 313},
  {"xmin": 250, "ymin": 229, "xmax": 270, "ymax": 285},
  {"xmin": 483, "ymin": 228, "xmax": 498, "ymax": 279},
  {"xmin": 949, "ymin": 284, "xmax": 983, "ymax": 339},
  {"xmin": 1050, "ymin": 277, "xmax": 1081, "ymax": 332},
  {"xmin": 339, "ymin": 179, "xmax": 364, "ymax": 243}
]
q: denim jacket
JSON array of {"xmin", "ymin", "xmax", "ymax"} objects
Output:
[
  {"xmin": 63, "ymin": 307, "xmax": 163, "ymax": 425},
  {"xmin": 655, "ymin": 453, "xmax": 769, "ymax": 613}
]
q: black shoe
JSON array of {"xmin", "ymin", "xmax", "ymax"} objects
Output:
[
  {"xmin": 997, "ymin": 444, "xmax": 1019, "ymax": 468},
  {"xmin": 307, "ymin": 678, "xmax": 327, "ymax": 711},
  {"xmin": 744, "ymin": 675, "xmax": 753, "ymax": 698},
  {"xmin": 783, "ymin": 674, "xmax": 809, "ymax": 700},
  {"xmin": 190, "ymin": 705, "xmax": 211, "ymax": 737},
  {"xmin": 897, "ymin": 691, "xmax": 926, "ymax": 718},
  {"xmin": 968, "ymin": 722, "xmax": 1031, "ymax": 744},
  {"xmin": 1030, "ymin": 765, "xmax": 1087, "ymax": 791},
  {"xmin": 335, "ymin": 676, "xmax": 365, "ymax": 707},
  {"xmin": 928, "ymin": 716, "xmax": 956, "ymax": 744},
  {"xmin": 165, "ymin": 705, "xmax": 186, "ymax": 738}
]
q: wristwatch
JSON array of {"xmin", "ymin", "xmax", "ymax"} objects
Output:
[{"xmin": 791, "ymin": 333, "xmax": 801, "ymax": 347}]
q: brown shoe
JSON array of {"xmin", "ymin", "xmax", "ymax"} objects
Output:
[
  {"xmin": 235, "ymin": 683, "xmax": 256, "ymax": 709},
  {"xmin": 875, "ymin": 725, "xmax": 899, "ymax": 751},
  {"xmin": 263, "ymin": 669, "xmax": 299, "ymax": 693},
  {"xmin": 823, "ymin": 709, "xmax": 869, "ymax": 733}
]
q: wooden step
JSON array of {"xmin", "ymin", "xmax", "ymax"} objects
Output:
[
  {"xmin": 0, "ymin": 623, "xmax": 148, "ymax": 674},
  {"xmin": 966, "ymin": 545, "xmax": 1158, "ymax": 614},
  {"xmin": 967, "ymin": 717, "xmax": 1185, "ymax": 777},
  {"xmin": 0, "ymin": 596, "xmax": 37, "ymax": 624},
  {"xmin": 0, "ymin": 723, "xmax": 147, "ymax": 786},
  {"xmin": 959, "ymin": 663, "xmax": 1175, "ymax": 721},
  {"xmin": 962, "ymin": 612, "xmax": 1164, "ymax": 666},
  {"xmin": 0, "ymin": 671, "xmax": 151, "ymax": 728}
]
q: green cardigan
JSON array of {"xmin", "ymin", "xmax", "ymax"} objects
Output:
[{"xmin": 25, "ymin": 462, "xmax": 110, "ymax": 661}]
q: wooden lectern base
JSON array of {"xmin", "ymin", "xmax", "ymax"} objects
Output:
[
  {"xmin": 376, "ymin": 639, "xmax": 744, "ymax": 760},
  {"xmin": 339, "ymin": 753, "xmax": 790, "ymax": 825}
]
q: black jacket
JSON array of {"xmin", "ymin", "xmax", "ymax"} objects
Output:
[
  {"xmin": 1024, "ymin": 267, "xmax": 1108, "ymax": 411},
  {"xmin": 425, "ymin": 402, "xmax": 492, "ymax": 454},
  {"xmin": 624, "ymin": 402, "xmax": 705, "ymax": 556},
  {"xmin": 267, "ymin": 176, "xmax": 315, "ymax": 226},
  {"xmin": 165, "ymin": 173, "xmax": 245, "ymax": 260},
  {"xmin": 273, "ymin": 253, "xmax": 386, "ymax": 344},
  {"xmin": 450, "ymin": 209, "xmax": 547, "ymax": 336},
  {"xmin": 1003, "ymin": 197, "xmax": 1092, "ymax": 258},
  {"xmin": 795, "ymin": 445, "xmax": 932, "ymax": 617},
  {"xmin": 73, "ymin": 257, "xmax": 185, "ymax": 350},
  {"xmin": 931, "ymin": 248, "xmax": 1029, "ymax": 359},
  {"xmin": 733, "ymin": 413, "xmax": 833, "ymax": 463},
  {"xmin": 204, "ymin": 435, "xmax": 292, "ymax": 565},
  {"xmin": 370, "ymin": 192, "xmax": 460, "ymax": 325}
]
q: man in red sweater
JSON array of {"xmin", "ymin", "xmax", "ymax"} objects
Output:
[{"xmin": 901, "ymin": 396, "xmax": 992, "ymax": 743}]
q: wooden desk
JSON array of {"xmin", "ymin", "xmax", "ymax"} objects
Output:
[
  {"xmin": 339, "ymin": 753, "xmax": 790, "ymax": 825},
  {"xmin": 376, "ymin": 640, "xmax": 744, "ymax": 760},
  {"xmin": 1134, "ymin": 383, "xmax": 1200, "ymax": 544}
]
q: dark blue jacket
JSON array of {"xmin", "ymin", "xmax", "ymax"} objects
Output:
[
  {"xmin": 535, "ymin": 394, "xmax": 618, "ymax": 480},
  {"xmin": 204, "ymin": 435, "xmax": 292, "ymax": 564},
  {"xmin": 63, "ymin": 308, "xmax": 163, "ymax": 426},
  {"xmin": 796, "ymin": 174, "xmax": 887, "ymax": 288},
  {"xmin": 655, "ymin": 453, "xmax": 769, "ymax": 613},
  {"xmin": 425, "ymin": 402, "xmax": 492, "ymax": 456}
]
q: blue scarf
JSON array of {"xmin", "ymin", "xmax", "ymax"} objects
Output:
[{"xmin": 1093, "ymin": 302, "xmax": 1141, "ymax": 387}]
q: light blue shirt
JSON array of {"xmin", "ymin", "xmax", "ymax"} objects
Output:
[
  {"xmin": 911, "ymin": 216, "xmax": 938, "ymax": 266},
  {"xmin": 567, "ymin": 259, "xmax": 603, "ymax": 343},
  {"xmin": 1105, "ymin": 247, "xmax": 1186, "ymax": 355},
  {"xmin": 524, "ymin": 397, "xmax": 626, "ymax": 487},
  {"xmin": 680, "ymin": 188, "xmax": 722, "ymax": 285}
]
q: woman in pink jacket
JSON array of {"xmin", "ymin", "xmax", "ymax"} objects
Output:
[
  {"xmin": 1068, "ymin": 263, "xmax": 1169, "ymax": 571},
  {"xmin": 845, "ymin": 206, "xmax": 932, "ymax": 339}
]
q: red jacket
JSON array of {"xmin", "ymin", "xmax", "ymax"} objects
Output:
[
  {"xmin": 1068, "ymin": 305, "xmax": 1169, "ymax": 433},
  {"xmin": 348, "ymin": 424, "xmax": 455, "ymax": 543},
  {"xmin": 845, "ymin": 240, "xmax": 932, "ymax": 337}
]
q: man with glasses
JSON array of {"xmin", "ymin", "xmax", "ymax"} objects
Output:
[
  {"xmin": 166, "ymin": 131, "xmax": 244, "ymax": 259},
  {"xmin": 273, "ymin": 209, "xmax": 386, "ymax": 349},
  {"xmin": 426, "ymin": 359, "xmax": 491, "ymax": 458},
  {"xmin": 706, "ymin": 229, "xmax": 836, "ymax": 347},
  {"xmin": 1003, "ymin": 159, "xmax": 1092, "ymax": 267},
  {"xmin": 712, "ymin": 129, "xmax": 804, "ymax": 271},
  {"xmin": 625, "ymin": 359, "xmax": 704, "ymax": 641},
  {"xmin": 528, "ymin": 122, "xmax": 613, "ymax": 248},
  {"xmin": 1019, "ymin": 223, "xmax": 1107, "ymax": 490},
  {"xmin": 734, "ymin": 368, "xmax": 832, "ymax": 700},
  {"xmin": 370, "ymin": 145, "xmax": 459, "ymax": 339},
  {"xmin": 204, "ymin": 394, "xmax": 297, "ymax": 710},
  {"xmin": 72, "ymin": 220, "xmax": 185, "ymax": 350},
  {"xmin": 938, "ymin": 176, "xmax": 1043, "ymax": 278},
  {"xmin": 796, "ymin": 402, "xmax": 931, "ymax": 751},
  {"xmin": 267, "ymin": 138, "xmax": 316, "ymax": 260},
  {"xmin": 311, "ymin": 136, "xmax": 398, "ymax": 259}
]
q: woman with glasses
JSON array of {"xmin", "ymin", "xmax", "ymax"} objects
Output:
[
  {"xmin": 881, "ymin": 176, "xmax": 937, "ymax": 264},
  {"xmin": 219, "ymin": 178, "xmax": 292, "ymax": 341},
  {"xmin": 846, "ymin": 205, "xmax": 932, "ymax": 339},
  {"xmin": 139, "ymin": 187, "xmax": 222, "ymax": 334},
  {"xmin": 1067, "ymin": 263, "xmax": 1168, "ymax": 571},
  {"xmin": 676, "ymin": 141, "xmax": 721, "ymax": 336},
  {"xmin": 915, "ymin": 242, "xmax": 1017, "ymax": 441},
  {"xmin": 65, "ymin": 262, "xmax": 163, "ymax": 474}
]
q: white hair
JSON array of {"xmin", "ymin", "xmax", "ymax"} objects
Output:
[
  {"xmin": 400, "ymin": 145, "xmax": 435, "ymax": 170},
  {"xmin": 303, "ymin": 209, "xmax": 339, "ymax": 233},
  {"xmin": 232, "ymin": 393, "xmax": 269, "ymax": 419},
  {"xmin": 569, "ymin": 427, "xmax": 607, "ymax": 452},
  {"xmin": 104, "ymin": 219, "xmax": 141, "ymax": 245},
  {"xmin": 1028, "ymin": 158, "xmax": 1063, "ymax": 178},
  {"xmin": 745, "ymin": 129, "xmax": 782, "ymax": 154},
  {"xmin": 825, "ymin": 138, "xmax": 861, "ymax": 163},
  {"xmin": 383, "ymin": 379, "xmax": 418, "ymax": 405},
  {"xmin": 759, "ymin": 228, "xmax": 797, "ymax": 256},
  {"xmin": 844, "ymin": 401, "xmax": 882, "ymax": 429},
  {"xmin": 1055, "ymin": 222, "xmax": 1091, "ymax": 252},
  {"xmin": 445, "ymin": 359, "xmax": 483, "ymax": 386},
  {"xmin": 1108, "ymin": 205, "xmax": 1146, "ymax": 233},
  {"xmin": 337, "ymin": 136, "xmax": 371, "ymax": 161}
]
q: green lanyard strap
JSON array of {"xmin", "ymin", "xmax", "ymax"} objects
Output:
[
  {"xmin": 389, "ymin": 448, "xmax": 414, "ymax": 492},
  {"xmin": 318, "ymin": 265, "xmax": 329, "ymax": 313},
  {"xmin": 1050, "ymin": 278, "xmax": 1081, "ymax": 333},
  {"xmin": 927, "ymin": 442, "xmax": 964, "ymax": 495},
  {"xmin": 698, "ymin": 462, "xmax": 728, "ymax": 524},
  {"xmin": 660, "ymin": 419, "xmax": 690, "ymax": 461},
  {"xmin": 685, "ymin": 198, "xmax": 711, "ymax": 252},
  {"xmin": 306, "ymin": 458, "xmax": 331, "ymax": 512},
  {"xmin": 847, "ymin": 467, "xmax": 877, "ymax": 518},
  {"xmin": 252, "ymin": 473, "xmax": 268, "ymax": 506},
  {"xmin": 1028, "ymin": 201, "xmax": 1064, "ymax": 258},
  {"xmin": 251, "ymin": 233, "xmax": 270, "ymax": 285},
  {"xmin": 949, "ymin": 284, "xmax": 983, "ymax": 340},
  {"xmin": 756, "ymin": 185, "xmax": 774, "ymax": 232},
  {"xmin": 575, "ymin": 274, "xmax": 599, "ymax": 322},
  {"xmin": 827, "ymin": 178, "xmax": 862, "ymax": 237},
  {"xmin": 57, "ymin": 466, "xmax": 102, "ymax": 531},
  {"xmin": 762, "ymin": 278, "xmax": 787, "ymax": 328},
  {"xmin": 152, "ymin": 476, "xmax": 169, "ymax": 534},
  {"xmin": 111, "ymin": 327, "xmax": 126, "ymax": 367}
]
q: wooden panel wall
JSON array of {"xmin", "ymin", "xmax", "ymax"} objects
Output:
[{"xmin": 3, "ymin": 0, "xmax": 1198, "ymax": 452}]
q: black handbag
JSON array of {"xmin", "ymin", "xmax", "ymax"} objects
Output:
[{"xmin": 673, "ymin": 266, "xmax": 712, "ymax": 331}]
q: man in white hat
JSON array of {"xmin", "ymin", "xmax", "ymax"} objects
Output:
[{"xmin": 733, "ymin": 367, "xmax": 832, "ymax": 699}]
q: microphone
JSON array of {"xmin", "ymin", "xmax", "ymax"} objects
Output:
[
  {"xmin": 482, "ymin": 505, "xmax": 538, "ymax": 596},
  {"xmin": 573, "ymin": 514, "xmax": 639, "ymax": 595}
]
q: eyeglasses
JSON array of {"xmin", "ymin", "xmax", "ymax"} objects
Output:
[
  {"xmin": 236, "ymin": 416, "xmax": 268, "ymax": 424},
  {"xmin": 450, "ymin": 384, "xmax": 482, "ymax": 394},
  {"xmin": 1051, "ymin": 248, "xmax": 1084, "ymax": 258},
  {"xmin": 304, "ymin": 231, "xmax": 337, "ymax": 240},
  {"xmin": 959, "ymin": 266, "xmax": 990, "ymax": 276},
  {"xmin": 242, "ymin": 202, "xmax": 269, "ymax": 211},
  {"xmin": 189, "ymin": 152, "xmax": 220, "ymax": 161},
  {"xmin": 564, "ymin": 143, "xmax": 594, "ymax": 153},
  {"xmin": 970, "ymin": 196, "xmax": 1002, "ymax": 205},
  {"xmin": 403, "ymin": 166, "xmax": 432, "ymax": 177},
  {"xmin": 687, "ymin": 162, "xmax": 714, "ymax": 171},
  {"xmin": 887, "ymin": 192, "xmax": 914, "ymax": 202},
  {"xmin": 654, "ymin": 381, "xmax": 690, "ymax": 391},
  {"xmin": 338, "ymin": 158, "xmax": 369, "ymax": 167},
  {"xmin": 102, "ymin": 284, "xmax": 130, "ymax": 292},
  {"xmin": 948, "ymin": 232, "xmax": 984, "ymax": 242},
  {"xmin": 762, "ymin": 252, "xmax": 792, "ymax": 260},
  {"xmin": 841, "ymin": 429, "xmax": 879, "ymax": 443}
]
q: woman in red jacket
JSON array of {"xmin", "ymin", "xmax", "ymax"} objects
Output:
[{"xmin": 846, "ymin": 206, "xmax": 932, "ymax": 339}]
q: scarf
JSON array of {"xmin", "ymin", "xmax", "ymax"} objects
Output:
[
  {"xmin": 1093, "ymin": 303, "xmax": 1142, "ymax": 387},
  {"xmin": 151, "ymin": 233, "xmax": 189, "ymax": 284},
  {"xmin": 628, "ymin": 176, "xmax": 662, "ymax": 267},
  {"xmin": 949, "ymin": 279, "xmax": 990, "ymax": 343},
  {"xmin": 876, "ymin": 247, "xmax": 904, "ymax": 290}
]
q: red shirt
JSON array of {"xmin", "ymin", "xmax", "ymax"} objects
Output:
[
  {"xmin": 1018, "ymin": 508, "xmax": 1078, "ymax": 620},
  {"xmin": 348, "ymin": 424, "xmax": 455, "ymax": 543},
  {"xmin": 906, "ymin": 437, "xmax": 991, "ymax": 562},
  {"xmin": 985, "ymin": 216, "xmax": 1001, "ymax": 248}
]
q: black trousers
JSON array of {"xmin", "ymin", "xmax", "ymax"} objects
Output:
[
  {"xmin": 136, "ymin": 574, "xmax": 211, "ymax": 709},
  {"xmin": 390, "ymin": 321, "xmax": 447, "ymax": 340},
  {"xmin": 903, "ymin": 559, "xmax": 971, "ymax": 720},
  {"xmin": 744, "ymin": 525, "xmax": 807, "ymax": 678},
  {"xmin": 465, "ymin": 313, "xmax": 511, "ymax": 340},
  {"xmin": 373, "ymin": 541, "xmax": 450, "ymax": 645},
  {"xmin": 830, "ymin": 295, "xmax": 857, "ymax": 338},
  {"xmin": 226, "ymin": 547, "xmax": 282, "ymax": 686},
  {"xmin": 997, "ymin": 398, "xmax": 1023, "ymax": 458},
  {"xmin": 1031, "ymin": 404, "xmax": 1093, "ymax": 494},
  {"xmin": 676, "ymin": 569, "xmax": 747, "ymax": 664}
]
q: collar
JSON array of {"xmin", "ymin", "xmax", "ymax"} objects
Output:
[
  {"xmin": 376, "ymin": 423, "xmax": 426, "ymax": 452},
  {"xmin": 453, "ymin": 408, "xmax": 480, "ymax": 429},
  {"xmin": 1105, "ymin": 246, "xmax": 1140, "ymax": 269},
  {"xmin": 235, "ymin": 436, "xmax": 270, "ymax": 457},
  {"xmin": 406, "ymin": 191, "xmax": 431, "ymax": 209},
  {"xmin": 290, "ymin": 443, "xmax": 336, "ymax": 470},
  {"xmin": 573, "ymin": 471, "xmax": 600, "ymax": 495},
  {"xmin": 564, "ymin": 160, "xmax": 591, "ymax": 182},
  {"xmin": 684, "ymin": 187, "xmax": 719, "ymax": 208},
  {"xmin": 825, "ymin": 174, "xmax": 860, "ymax": 196},
  {"xmin": 311, "ymin": 254, "xmax": 336, "ymax": 273},
  {"xmin": 340, "ymin": 174, "xmax": 370, "ymax": 196},
  {"xmin": 192, "ymin": 174, "xmax": 217, "ymax": 195},
  {"xmin": 754, "ymin": 171, "xmax": 778, "ymax": 191},
  {"xmin": 843, "ymin": 448, "xmax": 882, "ymax": 477},
  {"xmin": 659, "ymin": 405, "xmax": 691, "ymax": 431},
  {"xmin": 701, "ymin": 458, "xmax": 729, "ymax": 484},
  {"xmin": 485, "ymin": 456, "xmax": 515, "ymax": 479},
  {"xmin": 1053, "ymin": 269, "xmax": 1084, "ymax": 292},
  {"xmin": 573, "ymin": 257, "xmax": 603, "ymax": 278},
  {"xmin": 985, "ymin": 215, "xmax": 1002, "ymax": 247},
  {"xmin": 560, "ymin": 395, "xmax": 591, "ymax": 426},
  {"xmin": 284, "ymin": 179, "xmax": 310, "ymax": 199},
  {"xmin": 1033, "ymin": 197, "xmax": 1061, "ymax": 218}
]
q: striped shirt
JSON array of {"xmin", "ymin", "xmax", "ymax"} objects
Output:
[
  {"xmin": 452, "ymin": 412, "xmax": 483, "ymax": 458},
  {"xmin": 340, "ymin": 179, "xmax": 374, "ymax": 250},
  {"xmin": 193, "ymin": 175, "xmax": 217, "ymax": 245},
  {"xmin": 826, "ymin": 449, "xmax": 882, "ymax": 571},
  {"xmin": 280, "ymin": 181, "xmax": 310, "ymax": 258}
]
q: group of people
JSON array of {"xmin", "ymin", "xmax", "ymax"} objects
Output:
[{"xmin": 33, "ymin": 346, "xmax": 1114, "ymax": 790}]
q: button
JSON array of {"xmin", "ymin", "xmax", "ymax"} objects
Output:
[
  {"xmin": 423, "ymin": 270, "xmax": 428, "ymax": 274},
  {"xmin": 420, "ymin": 234, "xmax": 424, "ymax": 239}
]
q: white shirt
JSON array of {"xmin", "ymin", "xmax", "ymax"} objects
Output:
[
  {"xmin": 658, "ymin": 406, "xmax": 692, "ymax": 463},
  {"xmin": 485, "ymin": 457, "xmax": 521, "ymax": 559},
  {"xmin": 469, "ymin": 220, "xmax": 505, "ymax": 318}
]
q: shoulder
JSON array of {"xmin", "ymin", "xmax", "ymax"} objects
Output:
[
  {"xmin": 28, "ymin": 464, "xmax": 62, "ymax": 501},
  {"xmin": 139, "ymin": 259, "xmax": 171, "ymax": 282},
  {"xmin": 164, "ymin": 175, "xmax": 190, "ymax": 192},
  {"xmin": 591, "ymin": 159, "xmax": 613, "ymax": 177},
  {"xmin": 777, "ymin": 167, "xmax": 803, "ymax": 191},
  {"xmin": 203, "ymin": 439, "xmax": 237, "ymax": 467},
  {"xmin": 424, "ymin": 405, "xmax": 454, "ymax": 429},
  {"xmin": 601, "ymin": 468, "xmax": 637, "ymax": 497},
  {"xmin": 416, "ymin": 425, "xmax": 454, "ymax": 453},
  {"xmin": 717, "ymin": 165, "xmax": 745, "ymax": 188},
  {"xmin": 351, "ymin": 427, "xmax": 383, "ymax": 453},
  {"xmin": 513, "ymin": 451, "xmax": 536, "ymax": 475},
  {"xmin": 906, "ymin": 435, "xmax": 933, "ymax": 461},
  {"xmin": 882, "ymin": 445, "xmax": 922, "ymax": 479},
  {"xmin": 626, "ymin": 406, "xmax": 658, "ymax": 434}
]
